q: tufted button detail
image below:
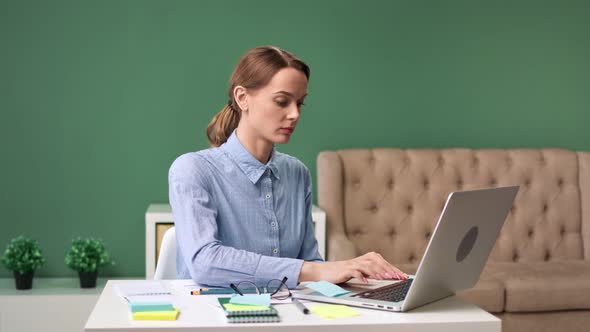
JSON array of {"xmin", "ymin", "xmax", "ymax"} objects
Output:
[
  {"xmin": 408, "ymin": 254, "xmax": 416, "ymax": 263},
  {"xmin": 388, "ymin": 179, "xmax": 395, "ymax": 189},
  {"xmin": 512, "ymin": 252, "xmax": 519, "ymax": 262},
  {"xmin": 388, "ymin": 228, "xmax": 397, "ymax": 237},
  {"xmin": 539, "ymin": 155, "xmax": 546, "ymax": 166},
  {"xmin": 557, "ymin": 178, "xmax": 564, "ymax": 187},
  {"xmin": 457, "ymin": 178, "xmax": 463, "ymax": 188},
  {"xmin": 353, "ymin": 229, "xmax": 363, "ymax": 237},
  {"xmin": 423, "ymin": 178, "xmax": 430, "ymax": 190},
  {"xmin": 542, "ymin": 203, "xmax": 548, "ymax": 213},
  {"xmin": 425, "ymin": 231, "xmax": 431, "ymax": 239},
  {"xmin": 407, "ymin": 204, "xmax": 413, "ymax": 213},
  {"xmin": 370, "ymin": 205, "xmax": 378, "ymax": 213},
  {"xmin": 527, "ymin": 229, "xmax": 534, "ymax": 238},
  {"xmin": 506, "ymin": 157, "xmax": 513, "ymax": 167},
  {"xmin": 490, "ymin": 178, "xmax": 497, "ymax": 186},
  {"xmin": 544, "ymin": 251, "xmax": 551, "ymax": 261},
  {"xmin": 437, "ymin": 155, "xmax": 444, "ymax": 166},
  {"xmin": 524, "ymin": 179, "xmax": 531, "ymax": 187},
  {"xmin": 354, "ymin": 180, "xmax": 361, "ymax": 189},
  {"xmin": 510, "ymin": 206, "xmax": 516, "ymax": 214},
  {"xmin": 472, "ymin": 157, "xmax": 479, "ymax": 167},
  {"xmin": 560, "ymin": 226, "xmax": 566, "ymax": 236}
]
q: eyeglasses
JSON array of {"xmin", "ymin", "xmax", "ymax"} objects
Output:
[{"xmin": 229, "ymin": 276, "xmax": 291, "ymax": 300}]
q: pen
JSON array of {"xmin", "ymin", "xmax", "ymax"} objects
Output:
[
  {"xmin": 190, "ymin": 287, "xmax": 260, "ymax": 295},
  {"xmin": 190, "ymin": 288, "xmax": 233, "ymax": 295},
  {"xmin": 292, "ymin": 298, "xmax": 310, "ymax": 314}
]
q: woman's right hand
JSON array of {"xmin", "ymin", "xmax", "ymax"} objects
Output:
[{"xmin": 299, "ymin": 252, "xmax": 408, "ymax": 284}]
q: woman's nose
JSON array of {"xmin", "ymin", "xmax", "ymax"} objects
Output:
[{"xmin": 287, "ymin": 105, "xmax": 301, "ymax": 120}]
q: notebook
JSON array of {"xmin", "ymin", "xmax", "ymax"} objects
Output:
[
  {"xmin": 217, "ymin": 297, "xmax": 280, "ymax": 323},
  {"xmin": 114, "ymin": 281, "xmax": 179, "ymax": 320}
]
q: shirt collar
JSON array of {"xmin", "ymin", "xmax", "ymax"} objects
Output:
[{"xmin": 221, "ymin": 130, "xmax": 280, "ymax": 184}]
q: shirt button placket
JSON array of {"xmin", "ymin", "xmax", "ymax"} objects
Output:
[{"xmin": 264, "ymin": 169, "xmax": 280, "ymax": 257}]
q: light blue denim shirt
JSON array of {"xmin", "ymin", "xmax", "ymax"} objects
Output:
[{"xmin": 168, "ymin": 130, "xmax": 323, "ymax": 289}]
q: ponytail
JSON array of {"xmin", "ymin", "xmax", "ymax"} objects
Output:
[{"xmin": 206, "ymin": 101, "xmax": 241, "ymax": 147}]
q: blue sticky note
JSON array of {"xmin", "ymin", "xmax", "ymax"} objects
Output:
[
  {"xmin": 305, "ymin": 281, "xmax": 351, "ymax": 297},
  {"xmin": 128, "ymin": 302, "xmax": 175, "ymax": 313},
  {"xmin": 229, "ymin": 293, "xmax": 271, "ymax": 307}
]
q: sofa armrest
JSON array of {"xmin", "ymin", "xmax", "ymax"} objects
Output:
[
  {"xmin": 318, "ymin": 151, "xmax": 357, "ymax": 261},
  {"xmin": 579, "ymin": 152, "xmax": 590, "ymax": 260},
  {"xmin": 327, "ymin": 233, "xmax": 357, "ymax": 261}
]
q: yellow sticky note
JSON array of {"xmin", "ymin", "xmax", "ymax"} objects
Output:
[
  {"xmin": 310, "ymin": 305, "xmax": 361, "ymax": 319},
  {"xmin": 222, "ymin": 303, "xmax": 271, "ymax": 312},
  {"xmin": 132, "ymin": 308, "xmax": 180, "ymax": 320}
]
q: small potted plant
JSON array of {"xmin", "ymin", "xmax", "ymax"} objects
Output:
[
  {"xmin": 65, "ymin": 237, "xmax": 113, "ymax": 288},
  {"xmin": 1, "ymin": 236, "xmax": 45, "ymax": 290}
]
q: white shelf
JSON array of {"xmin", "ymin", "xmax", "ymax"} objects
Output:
[
  {"xmin": 0, "ymin": 278, "xmax": 107, "ymax": 332},
  {"xmin": 145, "ymin": 203, "xmax": 327, "ymax": 279}
]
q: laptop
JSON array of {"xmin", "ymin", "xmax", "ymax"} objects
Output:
[{"xmin": 294, "ymin": 186, "xmax": 519, "ymax": 312}]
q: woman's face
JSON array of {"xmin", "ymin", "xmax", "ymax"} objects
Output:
[{"xmin": 238, "ymin": 67, "xmax": 308, "ymax": 145}]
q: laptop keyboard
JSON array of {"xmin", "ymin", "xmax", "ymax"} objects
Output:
[{"xmin": 351, "ymin": 278, "xmax": 414, "ymax": 302}]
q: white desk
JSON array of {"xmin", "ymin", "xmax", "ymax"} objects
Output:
[{"xmin": 85, "ymin": 280, "xmax": 500, "ymax": 332}]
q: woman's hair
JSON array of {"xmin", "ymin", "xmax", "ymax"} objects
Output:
[{"xmin": 206, "ymin": 46, "xmax": 310, "ymax": 147}]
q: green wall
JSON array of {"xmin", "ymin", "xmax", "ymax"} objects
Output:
[{"xmin": 1, "ymin": 0, "xmax": 589, "ymax": 278}]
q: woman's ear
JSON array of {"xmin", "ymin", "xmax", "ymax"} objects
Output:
[{"xmin": 233, "ymin": 86, "xmax": 248, "ymax": 112}]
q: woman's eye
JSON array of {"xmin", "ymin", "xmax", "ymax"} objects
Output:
[{"xmin": 276, "ymin": 100, "xmax": 289, "ymax": 107}]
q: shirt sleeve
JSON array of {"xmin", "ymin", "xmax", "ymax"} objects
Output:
[
  {"xmin": 297, "ymin": 166, "xmax": 325, "ymax": 262},
  {"xmin": 168, "ymin": 154, "xmax": 304, "ymax": 289}
]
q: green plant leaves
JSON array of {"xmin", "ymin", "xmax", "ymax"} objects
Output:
[
  {"xmin": 1, "ymin": 236, "xmax": 45, "ymax": 274},
  {"xmin": 65, "ymin": 237, "xmax": 113, "ymax": 272}
]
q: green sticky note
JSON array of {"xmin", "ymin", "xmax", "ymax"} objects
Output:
[
  {"xmin": 229, "ymin": 294, "xmax": 271, "ymax": 307},
  {"xmin": 310, "ymin": 305, "xmax": 361, "ymax": 319}
]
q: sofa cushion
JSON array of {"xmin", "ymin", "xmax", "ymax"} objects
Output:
[
  {"xmin": 321, "ymin": 149, "xmax": 585, "ymax": 264},
  {"xmin": 457, "ymin": 278, "xmax": 505, "ymax": 313},
  {"xmin": 488, "ymin": 260, "xmax": 590, "ymax": 312},
  {"xmin": 497, "ymin": 311, "xmax": 590, "ymax": 332}
]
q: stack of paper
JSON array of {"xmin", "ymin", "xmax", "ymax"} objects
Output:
[{"xmin": 114, "ymin": 282, "xmax": 180, "ymax": 321}]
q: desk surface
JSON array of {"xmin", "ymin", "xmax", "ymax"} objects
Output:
[{"xmin": 85, "ymin": 280, "xmax": 500, "ymax": 332}]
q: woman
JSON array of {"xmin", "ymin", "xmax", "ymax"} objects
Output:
[{"xmin": 168, "ymin": 46, "xmax": 407, "ymax": 289}]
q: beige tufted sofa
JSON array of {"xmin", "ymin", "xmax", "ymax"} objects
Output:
[{"xmin": 317, "ymin": 148, "xmax": 590, "ymax": 332}]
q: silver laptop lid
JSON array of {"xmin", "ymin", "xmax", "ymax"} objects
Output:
[{"xmin": 402, "ymin": 186, "xmax": 519, "ymax": 311}]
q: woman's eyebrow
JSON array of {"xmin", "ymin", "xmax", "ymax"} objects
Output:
[{"xmin": 273, "ymin": 91, "xmax": 308, "ymax": 99}]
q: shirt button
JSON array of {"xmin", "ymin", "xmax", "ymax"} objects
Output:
[
  {"xmin": 271, "ymin": 221, "xmax": 277, "ymax": 227},
  {"xmin": 273, "ymin": 248, "xmax": 279, "ymax": 254},
  {"xmin": 266, "ymin": 194, "xmax": 272, "ymax": 199}
]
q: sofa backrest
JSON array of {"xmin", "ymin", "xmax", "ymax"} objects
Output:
[{"xmin": 318, "ymin": 149, "xmax": 590, "ymax": 264}]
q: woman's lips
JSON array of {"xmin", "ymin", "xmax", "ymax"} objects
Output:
[{"xmin": 279, "ymin": 128, "xmax": 294, "ymax": 134}]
